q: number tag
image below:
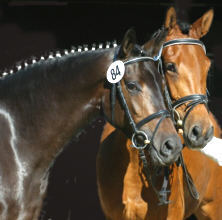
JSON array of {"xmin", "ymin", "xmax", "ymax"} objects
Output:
[{"xmin": 106, "ymin": 60, "xmax": 125, "ymax": 83}]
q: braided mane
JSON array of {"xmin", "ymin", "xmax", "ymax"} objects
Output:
[{"xmin": 1, "ymin": 40, "xmax": 118, "ymax": 79}]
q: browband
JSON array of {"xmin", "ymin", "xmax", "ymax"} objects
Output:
[
  {"xmin": 124, "ymin": 56, "xmax": 155, "ymax": 65},
  {"xmin": 163, "ymin": 38, "xmax": 206, "ymax": 54}
]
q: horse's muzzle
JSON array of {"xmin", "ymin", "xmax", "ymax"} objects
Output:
[
  {"xmin": 151, "ymin": 134, "xmax": 183, "ymax": 166},
  {"xmin": 186, "ymin": 125, "xmax": 214, "ymax": 149}
]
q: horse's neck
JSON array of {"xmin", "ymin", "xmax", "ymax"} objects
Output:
[
  {"xmin": 124, "ymin": 139, "xmax": 165, "ymax": 197},
  {"xmin": 0, "ymin": 49, "xmax": 113, "ymax": 166},
  {"xmin": 0, "ymin": 50, "xmax": 115, "ymax": 220}
]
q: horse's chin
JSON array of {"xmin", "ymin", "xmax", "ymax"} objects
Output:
[
  {"xmin": 149, "ymin": 148, "xmax": 178, "ymax": 167},
  {"xmin": 184, "ymin": 135, "xmax": 212, "ymax": 150}
]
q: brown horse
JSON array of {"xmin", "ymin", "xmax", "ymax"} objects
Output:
[
  {"xmin": 97, "ymin": 8, "xmax": 222, "ymax": 220},
  {"xmin": 163, "ymin": 7, "xmax": 221, "ymax": 140},
  {"xmin": 0, "ymin": 28, "xmax": 183, "ymax": 220}
]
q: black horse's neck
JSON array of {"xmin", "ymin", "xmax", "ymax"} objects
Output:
[
  {"xmin": 0, "ymin": 27, "xmax": 179, "ymax": 218},
  {"xmin": 0, "ymin": 47, "xmax": 117, "ymax": 219},
  {"xmin": 0, "ymin": 48, "xmax": 114, "ymax": 161}
]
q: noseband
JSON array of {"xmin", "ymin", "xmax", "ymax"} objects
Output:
[{"xmin": 158, "ymin": 39, "xmax": 209, "ymax": 135}]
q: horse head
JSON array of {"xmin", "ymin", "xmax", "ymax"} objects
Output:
[
  {"xmin": 102, "ymin": 29, "xmax": 182, "ymax": 166},
  {"xmin": 162, "ymin": 7, "xmax": 214, "ymax": 149}
]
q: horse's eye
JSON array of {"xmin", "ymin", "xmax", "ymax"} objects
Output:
[
  {"xmin": 165, "ymin": 63, "xmax": 177, "ymax": 73},
  {"xmin": 126, "ymin": 82, "xmax": 141, "ymax": 93}
]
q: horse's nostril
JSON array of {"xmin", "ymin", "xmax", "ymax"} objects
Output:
[
  {"xmin": 188, "ymin": 125, "xmax": 214, "ymax": 148},
  {"xmin": 165, "ymin": 140, "xmax": 174, "ymax": 151},
  {"xmin": 193, "ymin": 126, "xmax": 201, "ymax": 137},
  {"xmin": 161, "ymin": 139, "xmax": 176, "ymax": 157},
  {"xmin": 190, "ymin": 125, "xmax": 202, "ymax": 141}
]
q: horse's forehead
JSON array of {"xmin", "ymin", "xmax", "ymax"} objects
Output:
[
  {"xmin": 166, "ymin": 24, "xmax": 202, "ymax": 41},
  {"xmin": 164, "ymin": 49, "xmax": 209, "ymax": 91},
  {"xmin": 163, "ymin": 28, "xmax": 208, "ymax": 69},
  {"xmin": 164, "ymin": 43, "xmax": 201, "ymax": 57},
  {"xmin": 125, "ymin": 63, "xmax": 143, "ymax": 77},
  {"xmin": 124, "ymin": 62, "xmax": 160, "ymax": 92},
  {"xmin": 163, "ymin": 44, "xmax": 209, "ymax": 95},
  {"xmin": 164, "ymin": 44, "xmax": 208, "ymax": 67}
]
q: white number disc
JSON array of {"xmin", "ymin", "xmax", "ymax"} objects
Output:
[{"xmin": 106, "ymin": 60, "xmax": 125, "ymax": 84}]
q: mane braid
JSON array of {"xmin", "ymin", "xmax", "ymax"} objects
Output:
[{"xmin": 0, "ymin": 40, "xmax": 118, "ymax": 79}]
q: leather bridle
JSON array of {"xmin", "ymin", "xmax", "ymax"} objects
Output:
[
  {"xmin": 135, "ymin": 39, "xmax": 206, "ymax": 202},
  {"xmin": 159, "ymin": 38, "xmax": 208, "ymax": 200},
  {"xmin": 160, "ymin": 38, "xmax": 209, "ymax": 135},
  {"xmin": 105, "ymin": 39, "xmax": 207, "ymax": 204},
  {"xmin": 105, "ymin": 45, "xmax": 173, "ymax": 204},
  {"xmin": 109, "ymin": 45, "xmax": 171, "ymax": 151}
]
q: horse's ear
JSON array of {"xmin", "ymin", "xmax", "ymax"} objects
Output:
[
  {"xmin": 143, "ymin": 28, "xmax": 168, "ymax": 57},
  {"xmin": 165, "ymin": 7, "xmax": 177, "ymax": 29},
  {"xmin": 190, "ymin": 9, "xmax": 214, "ymax": 38},
  {"xmin": 118, "ymin": 28, "xmax": 136, "ymax": 58}
]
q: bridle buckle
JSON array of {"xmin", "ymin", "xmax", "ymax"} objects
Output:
[{"xmin": 131, "ymin": 130, "xmax": 150, "ymax": 150}]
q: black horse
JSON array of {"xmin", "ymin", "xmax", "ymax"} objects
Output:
[{"xmin": 0, "ymin": 29, "xmax": 182, "ymax": 219}]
